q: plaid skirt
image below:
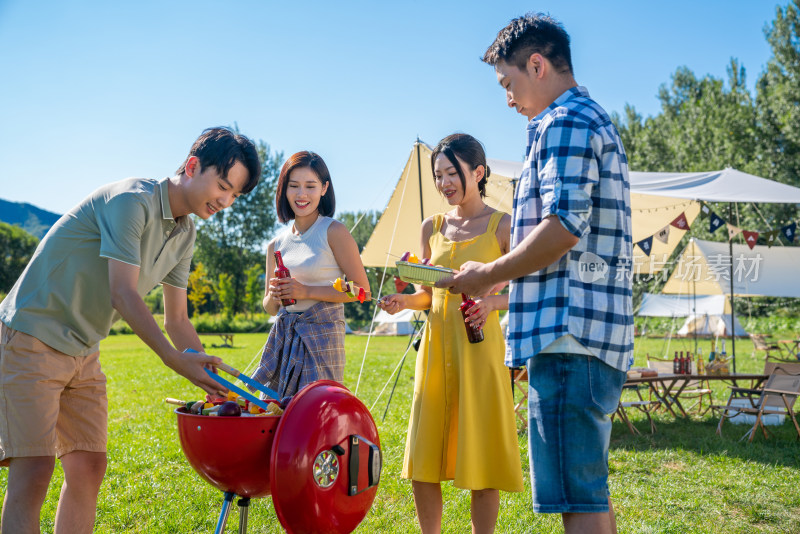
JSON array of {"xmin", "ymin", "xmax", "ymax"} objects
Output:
[{"xmin": 250, "ymin": 301, "xmax": 346, "ymax": 398}]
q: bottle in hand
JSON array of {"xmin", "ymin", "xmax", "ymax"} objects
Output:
[
  {"xmin": 273, "ymin": 251, "xmax": 296, "ymax": 306},
  {"xmin": 459, "ymin": 294, "xmax": 484, "ymax": 344}
]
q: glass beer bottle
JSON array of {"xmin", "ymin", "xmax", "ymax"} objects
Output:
[
  {"xmin": 273, "ymin": 251, "xmax": 296, "ymax": 306},
  {"xmin": 459, "ymin": 294, "xmax": 484, "ymax": 344}
]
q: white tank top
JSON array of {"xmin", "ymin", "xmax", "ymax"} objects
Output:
[{"xmin": 272, "ymin": 216, "xmax": 343, "ymax": 312}]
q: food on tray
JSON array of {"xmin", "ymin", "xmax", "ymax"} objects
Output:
[
  {"xmin": 399, "ymin": 251, "xmax": 421, "ymax": 263},
  {"xmin": 396, "ymin": 257, "xmax": 455, "ymax": 286}
]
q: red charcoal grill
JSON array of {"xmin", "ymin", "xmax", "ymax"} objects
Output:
[{"xmin": 175, "ymin": 380, "xmax": 381, "ymax": 533}]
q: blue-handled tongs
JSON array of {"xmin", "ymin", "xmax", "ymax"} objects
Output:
[{"xmin": 185, "ymin": 349, "xmax": 280, "ymax": 410}]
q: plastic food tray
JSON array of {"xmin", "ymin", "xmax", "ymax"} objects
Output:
[{"xmin": 396, "ymin": 261, "xmax": 454, "ymax": 286}]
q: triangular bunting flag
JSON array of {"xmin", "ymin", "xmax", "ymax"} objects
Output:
[
  {"xmin": 766, "ymin": 229, "xmax": 780, "ymax": 247},
  {"xmin": 670, "ymin": 212, "xmax": 689, "ymax": 230},
  {"xmin": 654, "ymin": 225, "xmax": 670, "ymax": 244},
  {"xmin": 726, "ymin": 223, "xmax": 742, "ymax": 241},
  {"xmin": 636, "ymin": 236, "xmax": 653, "ymax": 255},
  {"xmin": 782, "ymin": 222, "xmax": 797, "ymax": 243},
  {"xmin": 709, "ymin": 212, "xmax": 724, "ymax": 233},
  {"xmin": 742, "ymin": 230, "xmax": 759, "ymax": 250},
  {"xmin": 699, "ymin": 202, "xmax": 712, "ymax": 220},
  {"xmin": 394, "ymin": 276, "xmax": 409, "ymax": 293}
]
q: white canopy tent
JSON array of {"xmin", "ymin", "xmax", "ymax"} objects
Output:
[
  {"xmin": 638, "ymin": 293, "xmax": 730, "ymax": 317},
  {"xmin": 625, "ymin": 168, "xmax": 800, "ymax": 203},
  {"xmin": 637, "ymin": 293, "xmax": 746, "ymax": 337},
  {"xmin": 677, "ymin": 314, "xmax": 747, "ymax": 338}
]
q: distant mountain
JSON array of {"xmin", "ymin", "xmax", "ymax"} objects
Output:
[{"xmin": 0, "ymin": 199, "xmax": 61, "ymax": 239}]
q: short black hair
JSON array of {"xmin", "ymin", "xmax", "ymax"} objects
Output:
[
  {"xmin": 177, "ymin": 127, "xmax": 262, "ymax": 194},
  {"xmin": 430, "ymin": 134, "xmax": 490, "ymax": 198},
  {"xmin": 482, "ymin": 13, "xmax": 573, "ymax": 75},
  {"xmin": 275, "ymin": 151, "xmax": 336, "ymax": 223}
]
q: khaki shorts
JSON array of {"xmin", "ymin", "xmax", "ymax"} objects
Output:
[{"xmin": 0, "ymin": 324, "xmax": 107, "ymax": 461}]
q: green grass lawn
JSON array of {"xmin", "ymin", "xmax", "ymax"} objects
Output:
[{"xmin": 1, "ymin": 333, "xmax": 799, "ymax": 533}]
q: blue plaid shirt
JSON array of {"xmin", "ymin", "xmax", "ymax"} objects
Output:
[{"xmin": 505, "ymin": 86, "xmax": 634, "ymax": 372}]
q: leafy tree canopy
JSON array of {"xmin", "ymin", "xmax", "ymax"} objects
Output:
[{"xmin": 0, "ymin": 222, "xmax": 38, "ymax": 293}]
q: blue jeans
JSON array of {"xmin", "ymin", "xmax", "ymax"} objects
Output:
[{"xmin": 526, "ymin": 353, "xmax": 626, "ymax": 513}]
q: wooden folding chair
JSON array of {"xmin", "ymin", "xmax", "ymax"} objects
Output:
[
  {"xmin": 510, "ymin": 367, "xmax": 528, "ymax": 426},
  {"xmin": 716, "ymin": 362, "xmax": 800, "ymax": 442},
  {"xmin": 612, "ymin": 384, "xmax": 658, "ymax": 435},
  {"xmin": 647, "ymin": 355, "xmax": 713, "ymax": 414},
  {"xmin": 750, "ymin": 333, "xmax": 794, "ymax": 362}
]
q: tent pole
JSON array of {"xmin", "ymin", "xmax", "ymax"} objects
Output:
[
  {"xmin": 382, "ymin": 321, "xmax": 423, "ymax": 422},
  {"xmin": 728, "ymin": 202, "xmax": 737, "ymax": 373},
  {"xmin": 416, "ymin": 138, "xmax": 424, "ymax": 223},
  {"xmin": 692, "ymin": 272, "xmax": 697, "ymax": 356}
]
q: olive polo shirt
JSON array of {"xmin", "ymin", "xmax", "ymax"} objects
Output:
[{"xmin": 0, "ymin": 178, "xmax": 196, "ymax": 357}]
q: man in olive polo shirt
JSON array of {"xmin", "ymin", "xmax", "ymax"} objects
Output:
[{"xmin": 0, "ymin": 127, "xmax": 261, "ymax": 534}]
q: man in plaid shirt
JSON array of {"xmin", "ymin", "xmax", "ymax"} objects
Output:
[{"xmin": 439, "ymin": 13, "xmax": 632, "ymax": 534}]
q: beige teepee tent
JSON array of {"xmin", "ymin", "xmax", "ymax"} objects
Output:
[{"xmin": 360, "ymin": 141, "xmax": 515, "ymax": 267}]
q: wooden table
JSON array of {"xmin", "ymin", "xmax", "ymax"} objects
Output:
[{"xmin": 623, "ymin": 373, "xmax": 768, "ymax": 418}]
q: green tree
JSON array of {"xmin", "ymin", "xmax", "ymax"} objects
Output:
[
  {"xmin": 0, "ymin": 222, "xmax": 38, "ymax": 292},
  {"xmin": 193, "ymin": 135, "xmax": 283, "ymax": 314},
  {"xmin": 756, "ymin": 0, "xmax": 800, "ymax": 188},
  {"xmin": 243, "ymin": 263, "xmax": 264, "ymax": 317},
  {"xmin": 616, "ymin": 61, "xmax": 759, "ymax": 175},
  {"xmin": 217, "ymin": 273, "xmax": 236, "ymax": 319},
  {"xmin": 187, "ymin": 262, "xmax": 214, "ymax": 316},
  {"xmin": 144, "ymin": 285, "xmax": 163, "ymax": 314}
]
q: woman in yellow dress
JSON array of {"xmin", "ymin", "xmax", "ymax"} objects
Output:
[{"xmin": 378, "ymin": 133, "xmax": 523, "ymax": 533}]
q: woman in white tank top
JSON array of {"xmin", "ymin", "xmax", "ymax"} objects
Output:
[{"xmin": 250, "ymin": 151, "xmax": 370, "ymax": 398}]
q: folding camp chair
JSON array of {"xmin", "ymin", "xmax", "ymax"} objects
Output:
[
  {"xmin": 510, "ymin": 367, "xmax": 528, "ymax": 426},
  {"xmin": 612, "ymin": 384, "xmax": 658, "ymax": 435},
  {"xmin": 716, "ymin": 362, "xmax": 800, "ymax": 442},
  {"xmin": 750, "ymin": 333, "xmax": 794, "ymax": 362},
  {"xmin": 647, "ymin": 355, "xmax": 713, "ymax": 415}
]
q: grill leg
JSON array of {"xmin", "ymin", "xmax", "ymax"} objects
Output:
[
  {"xmin": 214, "ymin": 491, "xmax": 235, "ymax": 534},
  {"xmin": 237, "ymin": 497, "xmax": 251, "ymax": 534}
]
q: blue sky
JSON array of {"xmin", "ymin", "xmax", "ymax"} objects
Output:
[{"xmin": 0, "ymin": 1, "xmax": 784, "ymax": 218}]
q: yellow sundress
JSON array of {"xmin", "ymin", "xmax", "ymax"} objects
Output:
[{"xmin": 402, "ymin": 210, "xmax": 524, "ymax": 492}]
